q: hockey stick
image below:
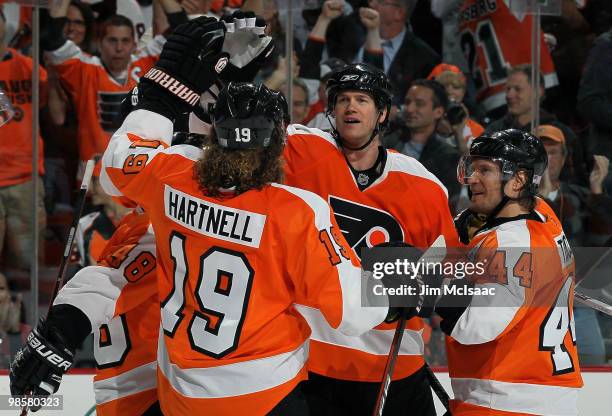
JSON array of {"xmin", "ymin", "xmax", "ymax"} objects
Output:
[
  {"xmin": 46, "ymin": 159, "xmax": 95, "ymax": 314},
  {"xmin": 573, "ymin": 246, "xmax": 612, "ymax": 316},
  {"xmin": 574, "ymin": 291, "xmax": 612, "ymax": 316},
  {"xmin": 372, "ymin": 235, "xmax": 447, "ymax": 416},
  {"xmin": 20, "ymin": 159, "xmax": 95, "ymax": 416},
  {"xmin": 424, "ymin": 363, "xmax": 452, "ymax": 416}
]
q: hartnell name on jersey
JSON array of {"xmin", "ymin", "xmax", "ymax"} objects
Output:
[{"xmin": 164, "ymin": 186, "xmax": 266, "ymax": 248}]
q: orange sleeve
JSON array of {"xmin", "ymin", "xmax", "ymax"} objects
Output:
[{"xmin": 276, "ymin": 185, "xmax": 387, "ymax": 337}]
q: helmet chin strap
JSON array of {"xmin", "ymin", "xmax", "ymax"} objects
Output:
[
  {"xmin": 484, "ymin": 177, "xmax": 522, "ymax": 224},
  {"xmin": 328, "ymin": 112, "xmax": 382, "ymax": 152},
  {"xmin": 486, "ymin": 194, "xmax": 510, "ymax": 222}
]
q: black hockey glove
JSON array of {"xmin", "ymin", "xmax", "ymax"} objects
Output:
[
  {"xmin": 137, "ymin": 16, "xmax": 229, "ymax": 120},
  {"xmin": 9, "ymin": 319, "xmax": 74, "ymax": 411},
  {"xmin": 383, "ymin": 269, "xmax": 425, "ymax": 323},
  {"xmin": 219, "ymin": 11, "xmax": 274, "ymax": 83},
  {"xmin": 454, "ymin": 208, "xmax": 487, "ymax": 245}
]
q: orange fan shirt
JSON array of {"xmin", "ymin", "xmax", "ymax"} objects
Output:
[
  {"xmin": 100, "ymin": 110, "xmax": 387, "ymax": 415},
  {"xmin": 283, "ymin": 124, "xmax": 460, "ymax": 382},
  {"xmin": 444, "ymin": 200, "xmax": 583, "ymax": 416},
  {"xmin": 458, "ymin": 0, "xmax": 557, "ymax": 112},
  {"xmin": 0, "ymin": 48, "xmax": 47, "ymax": 187},
  {"xmin": 45, "ymin": 38, "xmax": 163, "ymax": 163}
]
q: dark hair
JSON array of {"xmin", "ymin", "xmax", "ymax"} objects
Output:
[
  {"xmin": 409, "ymin": 79, "xmax": 449, "ymax": 110},
  {"xmin": 97, "ymin": 14, "xmax": 135, "ymax": 41},
  {"xmin": 508, "ymin": 64, "xmax": 545, "ymax": 88},
  {"xmin": 195, "ymin": 125, "xmax": 286, "ymax": 196},
  {"xmin": 69, "ymin": 1, "xmax": 95, "ymax": 53},
  {"xmin": 0, "ymin": 9, "xmax": 5, "ymax": 23}
]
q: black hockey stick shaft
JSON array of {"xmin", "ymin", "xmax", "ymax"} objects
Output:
[
  {"xmin": 371, "ymin": 234, "xmax": 447, "ymax": 416},
  {"xmin": 21, "ymin": 160, "xmax": 95, "ymax": 416},
  {"xmin": 424, "ymin": 363, "xmax": 452, "ymax": 415},
  {"xmin": 372, "ymin": 310, "xmax": 408, "ymax": 416},
  {"xmin": 46, "ymin": 159, "xmax": 95, "ymax": 315}
]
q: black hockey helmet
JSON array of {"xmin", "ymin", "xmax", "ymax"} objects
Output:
[
  {"xmin": 458, "ymin": 129, "xmax": 548, "ymax": 196},
  {"xmin": 325, "ymin": 63, "xmax": 393, "ymax": 117},
  {"xmin": 212, "ymin": 82, "xmax": 288, "ymax": 150}
]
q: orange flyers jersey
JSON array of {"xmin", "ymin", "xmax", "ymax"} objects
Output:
[
  {"xmin": 458, "ymin": 0, "xmax": 557, "ymax": 111},
  {"xmin": 283, "ymin": 124, "xmax": 460, "ymax": 381},
  {"xmin": 0, "ymin": 49, "xmax": 47, "ymax": 187},
  {"xmin": 45, "ymin": 38, "xmax": 163, "ymax": 162},
  {"xmin": 444, "ymin": 202, "xmax": 583, "ymax": 416},
  {"xmin": 55, "ymin": 211, "xmax": 159, "ymax": 416},
  {"xmin": 100, "ymin": 110, "xmax": 387, "ymax": 415}
]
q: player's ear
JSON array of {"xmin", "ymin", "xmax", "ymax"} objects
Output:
[
  {"xmin": 510, "ymin": 171, "xmax": 528, "ymax": 192},
  {"xmin": 378, "ymin": 108, "xmax": 388, "ymax": 124}
]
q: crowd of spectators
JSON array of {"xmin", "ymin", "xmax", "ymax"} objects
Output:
[{"xmin": 0, "ymin": 0, "xmax": 611, "ymax": 367}]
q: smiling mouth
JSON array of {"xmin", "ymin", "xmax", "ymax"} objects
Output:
[
  {"xmin": 344, "ymin": 118, "xmax": 360, "ymax": 124},
  {"xmin": 471, "ymin": 191, "xmax": 484, "ymax": 199}
]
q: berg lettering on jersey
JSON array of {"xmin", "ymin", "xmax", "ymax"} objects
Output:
[
  {"xmin": 458, "ymin": 0, "xmax": 557, "ymax": 111},
  {"xmin": 164, "ymin": 186, "xmax": 266, "ymax": 248},
  {"xmin": 459, "ymin": 0, "xmax": 498, "ymax": 23}
]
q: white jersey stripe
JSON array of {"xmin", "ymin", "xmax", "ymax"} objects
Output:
[
  {"xmin": 157, "ymin": 331, "xmax": 308, "ymax": 398},
  {"xmin": 295, "ymin": 305, "xmax": 424, "ymax": 356},
  {"xmin": 452, "ymin": 377, "xmax": 579, "ymax": 416},
  {"xmin": 94, "ymin": 361, "xmax": 157, "ymax": 405}
]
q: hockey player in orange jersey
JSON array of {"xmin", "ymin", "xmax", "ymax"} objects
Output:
[
  {"xmin": 8, "ymin": 208, "xmax": 160, "ymax": 415},
  {"xmin": 8, "ymin": 131, "xmax": 207, "ymax": 416},
  {"xmin": 436, "ymin": 130, "xmax": 583, "ymax": 415},
  {"xmin": 62, "ymin": 210, "xmax": 160, "ymax": 415},
  {"xmin": 8, "ymin": 17, "xmax": 396, "ymax": 416},
  {"xmin": 282, "ymin": 63, "xmax": 460, "ymax": 415},
  {"xmin": 187, "ymin": 61, "xmax": 462, "ymax": 414}
]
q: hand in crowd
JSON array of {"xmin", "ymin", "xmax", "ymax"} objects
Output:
[
  {"xmin": 264, "ymin": 53, "xmax": 300, "ymax": 90},
  {"xmin": 0, "ymin": 273, "xmax": 21, "ymax": 334},
  {"xmin": 359, "ymin": 7, "xmax": 380, "ymax": 32},
  {"xmin": 538, "ymin": 167, "xmax": 554, "ymax": 199},
  {"xmin": 321, "ymin": 0, "xmax": 345, "ymax": 22},
  {"xmin": 180, "ymin": 0, "xmax": 208, "ymax": 15},
  {"xmin": 589, "ymin": 155, "xmax": 610, "ymax": 195}
]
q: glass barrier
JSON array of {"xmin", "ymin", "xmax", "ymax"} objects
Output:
[{"xmin": 0, "ymin": 0, "xmax": 610, "ymax": 373}]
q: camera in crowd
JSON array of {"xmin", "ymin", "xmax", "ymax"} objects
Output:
[{"xmin": 446, "ymin": 101, "xmax": 467, "ymax": 126}]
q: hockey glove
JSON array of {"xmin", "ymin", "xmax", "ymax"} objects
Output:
[
  {"xmin": 138, "ymin": 16, "xmax": 229, "ymax": 120},
  {"xmin": 219, "ymin": 11, "xmax": 274, "ymax": 83},
  {"xmin": 383, "ymin": 269, "xmax": 425, "ymax": 323},
  {"xmin": 454, "ymin": 208, "xmax": 487, "ymax": 245},
  {"xmin": 9, "ymin": 319, "xmax": 74, "ymax": 411}
]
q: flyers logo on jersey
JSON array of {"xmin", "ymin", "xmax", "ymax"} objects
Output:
[
  {"xmin": 329, "ymin": 195, "xmax": 403, "ymax": 259},
  {"xmin": 340, "ymin": 75, "xmax": 360, "ymax": 81}
]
